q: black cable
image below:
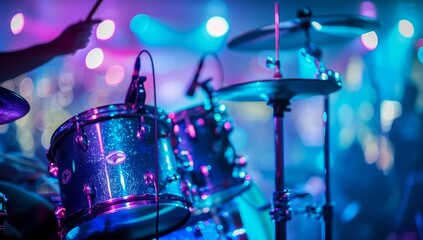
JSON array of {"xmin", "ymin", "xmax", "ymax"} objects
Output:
[
  {"xmin": 188, "ymin": 51, "xmax": 225, "ymax": 97},
  {"xmin": 203, "ymin": 51, "xmax": 225, "ymax": 90},
  {"xmin": 135, "ymin": 49, "xmax": 159, "ymax": 239}
]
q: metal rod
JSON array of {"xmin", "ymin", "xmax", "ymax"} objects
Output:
[
  {"xmin": 270, "ymin": 100, "xmax": 291, "ymax": 240},
  {"xmin": 323, "ymin": 95, "xmax": 333, "ymax": 240},
  {"xmin": 273, "ymin": 2, "xmax": 282, "ymax": 78}
]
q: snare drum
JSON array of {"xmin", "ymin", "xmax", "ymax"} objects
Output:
[
  {"xmin": 169, "ymin": 103, "xmax": 251, "ymax": 210},
  {"xmin": 47, "ymin": 104, "xmax": 191, "ymax": 240}
]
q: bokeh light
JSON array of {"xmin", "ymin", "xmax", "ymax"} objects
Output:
[
  {"xmin": 418, "ymin": 45, "xmax": 423, "ymax": 64},
  {"xmin": 360, "ymin": 31, "xmax": 378, "ymax": 50},
  {"xmin": 85, "ymin": 48, "xmax": 104, "ymax": 69},
  {"xmin": 96, "ymin": 19, "xmax": 115, "ymax": 40},
  {"xmin": 206, "ymin": 16, "xmax": 229, "ymax": 37},
  {"xmin": 10, "ymin": 12, "xmax": 24, "ymax": 35},
  {"xmin": 105, "ymin": 65, "xmax": 125, "ymax": 86},
  {"xmin": 380, "ymin": 100, "xmax": 401, "ymax": 132},
  {"xmin": 360, "ymin": 1, "xmax": 377, "ymax": 18},
  {"xmin": 398, "ymin": 19, "xmax": 414, "ymax": 38}
]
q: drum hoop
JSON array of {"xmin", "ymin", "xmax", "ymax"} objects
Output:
[
  {"xmin": 169, "ymin": 104, "xmax": 227, "ymax": 123},
  {"xmin": 58, "ymin": 193, "xmax": 192, "ymax": 236},
  {"xmin": 49, "ymin": 103, "xmax": 170, "ymax": 151}
]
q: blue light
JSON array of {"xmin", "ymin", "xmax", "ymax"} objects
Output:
[{"xmin": 418, "ymin": 46, "xmax": 423, "ymax": 64}]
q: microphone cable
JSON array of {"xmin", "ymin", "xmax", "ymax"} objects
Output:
[
  {"xmin": 186, "ymin": 51, "xmax": 225, "ymax": 97},
  {"xmin": 134, "ymin": 49, "xmax": 160, "ymax": 239}
]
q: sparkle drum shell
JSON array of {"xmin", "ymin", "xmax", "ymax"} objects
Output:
[
  {"xmin": 48, "ymin": 104, "xmax": 191, "ymax": 240},
  {"xmin": 169, "ymin": 104, "xmax": 250, "ymax": 210}
]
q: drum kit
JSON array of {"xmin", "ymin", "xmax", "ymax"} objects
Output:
[{"xmin": 0, "ymin": 3, "xmax": 383, "ymax": 240}]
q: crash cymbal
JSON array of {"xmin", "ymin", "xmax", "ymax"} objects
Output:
[
  {"xmin": 0, "ymin": 87, "xmax": 30, "ymax": 124},
  {"xmin": 213, "ymin": 78, "xmax": 342, "ymax": 102},
  {"xmin": 228, "ymin": 14, "xmax": 382, "ymax": 50}
]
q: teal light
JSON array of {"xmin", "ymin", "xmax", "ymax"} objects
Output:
[
  {"xmin": 129, "ymin": 14, "xmax": 225, "ymax": 51},
  {"xmin": 418, "ymin": 46, "xmax": 423, "ymax": 64},
  {"xmin": 130, "ymin": 14, "xmax": 151, "ymax": 34},
  {"xmin": 130, "ymin": 14, "xmax": 176, "ymax": 46}
]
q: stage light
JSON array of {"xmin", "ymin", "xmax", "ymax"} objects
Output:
[
  {"xmin": 380, "ymin": 100, "xmax": 401, "ymax": 132},
  {"xmin": 10, "ymin": 13, "xmax": 24, "ymax": 35},
  {"xmin": 85, "ymin": 48, "xmax": 104, "ymax": 69},
  {"xmin": 206, "ymin": 16, "xmax": 229, "ymax": 37},
  {"xmin": 398, "ymin": 19, "xmax": 414, "ymax": 38},
  {"xmin": 96, "ymin": 19, "xmax": 115, "ymax": 40},
  {"xmin": 105, "ymin": 65, "xmax": 125, "ymax": 86},
  {"xmin": 342, "ymin": 201, "xmax": 361, "ymax": 222},
  {"xmin": 360, "ymin": 1, "xmax": 377, "ymax": 18},
  {"xmin": 418, "ymin": 45, "xmax": 423, "ymax": 65},
  {"xmin": 360, "ymin": 31, "xmax": 378, "ymax": 50},
  {"xmin": 130, "ymin": 14, "xmax": 150, "ymax": 35}
]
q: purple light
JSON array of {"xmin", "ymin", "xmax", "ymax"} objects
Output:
[{"xmin": 360, "ymin": 1, "xmax": 377, "ymax": 18}]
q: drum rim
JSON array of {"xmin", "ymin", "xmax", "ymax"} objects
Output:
[
  {"xmin": 48, "ymin": 103, "xmax": 170, "ymax": 150},
  {"xmin": 58, "ymin": 194, "xmax": 192, "ymax": 239},
  {"xmin": 168, "ymin": 103, "xmax": 227, "ymax": 122}
]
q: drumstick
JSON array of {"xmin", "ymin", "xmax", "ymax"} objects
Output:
[{"xmin": 85, "ymin": 0, "xmax": 103, "ymax": 21}]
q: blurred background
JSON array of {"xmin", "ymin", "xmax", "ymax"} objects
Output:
[{"xmin": 1, "ymin": 0, "xmax": 422, "ymax": 239}]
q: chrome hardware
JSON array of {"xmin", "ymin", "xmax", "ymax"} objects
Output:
[
  {"xmin": 83, "ymin": 183, "xmax": 96, "ymax": 214},
  {"xmin": 74, "ymin": 117, "xmax": 88, "ymax": 150}
]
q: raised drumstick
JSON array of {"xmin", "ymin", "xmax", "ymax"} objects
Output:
[{"xmin": 85, "ymin": 0, "xmax": 103, "ymax": 21}]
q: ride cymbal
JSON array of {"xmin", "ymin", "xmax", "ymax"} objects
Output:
[
  {"xmin": 213, "ymin": 78, "xmax": 342, "ymax": 102},
  {"xmin": 228, "ymin": 14, "xmax": 382, "ymax": 51}
]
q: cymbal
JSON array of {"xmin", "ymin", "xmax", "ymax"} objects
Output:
[
  {"xmin": 228, "ymin": 14, "xmax": 382, "ymax": 50},
  {"xmin": 0, "ymin": 87, "xmax": 30, "ymax": 124},
  {"xmin": 213, "ymin": 78, "xmax": 342, "ymax": 102}
]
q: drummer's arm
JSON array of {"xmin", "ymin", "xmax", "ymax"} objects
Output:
[{"xmin": 0, "ymin": 19, "xmax": 101, "ymax": 82}]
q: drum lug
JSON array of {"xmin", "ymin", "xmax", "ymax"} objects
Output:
[
  {"xmin": 75, "ymin": 118, "xmax": 89, "ymax": 150},
  {"xmin": 176, "ymin": 150, "xmax": 194, "ymax": 172},
  {"xmin": 49, "ymin": 162, "xmax": 59, "ymax": 177},
  {"xmin": 186, "ymin": 123, "xmax": 196, "ymax": 139},
  {"xmin": 143, "ymin": 171, "xmax": 156, "ymax": 186},
  {"xmin": 55, "ymin": 205, "xmax": 66, "ymax": 226},
  {"xmin": 83, "ymin": 184, "xmax": 96, "ymax": 214},
  {"xmin": 75, "ymin": 133, "xmax": 89, "ymax": 150},
  {"xmin": 137, "ymin": 116, "xmax": 151, "ymax": 140}
]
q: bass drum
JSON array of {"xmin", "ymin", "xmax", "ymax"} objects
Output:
[
  {"xmin": 47, "ymin": 104, "xmax": 191, "ymax": 240},
  {"xmin": 160, "ymin": 183, "xmax": 273, "ymax": 240},
  {"xmin": 168, "ymin": 103, "xmax": 251, "ymax": 210}
]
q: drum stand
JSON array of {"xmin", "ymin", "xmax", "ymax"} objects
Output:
[
  {"xmin": 267, "ymin": 99, "xmax": 292, "ymax": 240},
  {"xmin": 267, "ymin": 90, "xmax": 335, "ymax": 240}
]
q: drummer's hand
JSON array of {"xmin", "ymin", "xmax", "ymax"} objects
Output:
[{"xmin": 50, "ymin": 19, "xmax": 102, "ymax": 55}]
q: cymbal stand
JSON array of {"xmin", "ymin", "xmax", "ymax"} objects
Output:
[
  {"xmin": 299, "ymin": 21, "xmax": 340, "ymax": 239},
  {"xmin": 268, "ymin": 99, "xmax": 292, "ymax": 240}
]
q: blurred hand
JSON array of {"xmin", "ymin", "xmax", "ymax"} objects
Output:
[{"xmin": 51, "ymin": 19, "xmax": 102, "ymax": 55}]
